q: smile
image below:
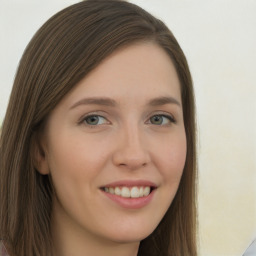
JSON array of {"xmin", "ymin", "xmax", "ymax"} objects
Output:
[
  {"xmin": 101, "ymin": 186, "xmax": 152, "ymax": 198},
  {"xmin": 100, "ymin": 181, "xmax": 157, "ymax": 209}
]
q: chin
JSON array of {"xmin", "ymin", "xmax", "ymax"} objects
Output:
[{"xmin": 105, "ymin": 225, "xmax": 156, "ymax": 244}]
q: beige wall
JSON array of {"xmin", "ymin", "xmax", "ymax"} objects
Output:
[{"xmin": 1, "ymin": 1, "xmax": 255, "ymax": 255}]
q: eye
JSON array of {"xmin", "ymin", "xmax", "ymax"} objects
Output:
[
  {"xmin": 82, "ymin": 115, "xmax": 108, "ymax": 126},
  {"xmin": 149, "ymin": 114, "xmax": 175, "ymax": 125}
]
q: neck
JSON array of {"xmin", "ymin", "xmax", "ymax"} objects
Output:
[{"xmin": 52, "ymin": 236, "xmax": 139, "ymax": 256}]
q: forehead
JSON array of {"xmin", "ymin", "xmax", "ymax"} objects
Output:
[{"xmin": 61, "ymin": 42, "xmax": 181, "ymax": 107}]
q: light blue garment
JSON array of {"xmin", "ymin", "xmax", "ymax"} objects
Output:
[{"xmin": 243, "ymin": 238, "xmax": 256, "ymax": 256}]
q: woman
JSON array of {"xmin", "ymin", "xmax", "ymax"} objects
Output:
[{"xmin": 0, "ymin": 0, "xmax": 197, "ymax": 255}]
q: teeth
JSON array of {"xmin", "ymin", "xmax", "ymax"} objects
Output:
[
  {"xmin": 109, "ymin": 187, "xmax": 115, "ymax": 194},
  {"xmin": 130, "ymin": 187, "xmax": 140, "ymax": 198},
  {"xmin": 139, "ymin": 187, "xmax": 144, "ymax": 197},
  {"xmin": 103, "ymin": 186, "xmax": 152, "ymax": 198},
  {"xmin": 121, "ymin": 187, "xmax": 130, "ymax": 197},
  {"xmin": 114, "ymin": 187, "xmax": 121, "ymax": 196},
  {"xmin": 143, "ymin": 186, "xmax": 150, "ymax": 196}
]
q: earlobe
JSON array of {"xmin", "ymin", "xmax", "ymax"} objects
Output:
[{"xmin": 32, "ymin": 132, "xmax": 50, "ymax": 175}]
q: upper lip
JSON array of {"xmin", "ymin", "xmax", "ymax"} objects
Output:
[{"xmin": 101, "ymin": 180, "xmax": 157, "ymax": 188}]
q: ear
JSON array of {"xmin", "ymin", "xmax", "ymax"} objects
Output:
[{"xmin": 32, "ymin": 132, "xmax": 50, "ymax": 175}]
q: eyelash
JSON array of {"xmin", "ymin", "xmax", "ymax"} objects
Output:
[
  {"xmin": 79, "ymin": 114, "xmax": 109, "ymax": 127},
  {"xmin": 147, "ymin": 114, "xmax": 176, "ymax": 126},
  {"xmin": 79, "ymin": 113, "xmax": 176, "ymax": 127}
]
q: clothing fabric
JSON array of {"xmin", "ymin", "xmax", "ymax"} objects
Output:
[
  {"xmin": 0, "ymin": 241, "xmax": 9, "ymax": 256},
  {"xmin": 242, "ymin": 238, "xmax": 256, "ymax": 256}
]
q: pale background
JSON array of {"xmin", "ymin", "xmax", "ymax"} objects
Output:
[{"xmin": 0, "ymin": 1, "xmax": 255, "ymax": 255}]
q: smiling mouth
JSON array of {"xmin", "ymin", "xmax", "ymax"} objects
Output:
[{"xmin": 100, "ymin": 186, "xmax": 156, "ymax": 198}]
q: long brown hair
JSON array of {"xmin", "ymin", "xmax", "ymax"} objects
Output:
[{"xmin": 0, "ymin": 1, "xmax": 197, "ymax": 255}]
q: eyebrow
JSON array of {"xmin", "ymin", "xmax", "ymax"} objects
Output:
[
  {"xmin": 147, "ymin": 96, "xmax": 181, "ymax": 107},
  {"xmin": 70, "ymin": 97, "xmax": 117, "ymax": 109},
  {"xmin": 70, "ymin": 96, "xmax": 181, "ymax": 110}
]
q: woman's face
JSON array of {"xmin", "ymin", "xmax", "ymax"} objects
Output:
[{"xmin": 38, "ymin": 42, "xmax": 186, "ymax": 244}]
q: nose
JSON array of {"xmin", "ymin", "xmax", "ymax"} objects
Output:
[{"xmin": 112, "ymin": 126, "xmax": 151, "ymax": 170}]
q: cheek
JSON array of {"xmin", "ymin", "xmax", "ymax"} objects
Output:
[
  {"xmin": 46, "ymin": 137, "xmax": 103, "ymax": 216},
  {"xmin": 45, "ymin": 132, "xmax": 111, "ymax": 191},
  {"xmin": 156, "ymin": 132, "xmax": 187, "ymax": 182},
  {"xmin": 47, "ymin": 131, "xmax": 103, "ymax": 167},
  {"xmin": 149, "ymin": 132, "xmax": 186, "ymax": 225}
]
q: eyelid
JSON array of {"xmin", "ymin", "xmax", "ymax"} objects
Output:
[
  {"xmin": 77, "ymin": 110, "xmax": 176, "ymax": 127},
  {"xmin": 78, "ymin": 111, "xmax": 111, "ymax": 126},
  {"xmin": 146, "ymin": 111, "xmax": 176, "ymax": 125}
]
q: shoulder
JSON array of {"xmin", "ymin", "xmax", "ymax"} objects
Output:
[
  {"xmin": 243, "ymin": 238, "xmax": 256, "ymax": 256},
  {"xmin": 0, "ymin": 241, "xmax": 9, "ymax": 256}
]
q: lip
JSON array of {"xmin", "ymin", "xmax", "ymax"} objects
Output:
[
  {"xmin": 101, "ymin": 179, "xmax": 157, "ymax": 188},
  {"xmin": 100, "ymin": 180, "xmax": 157, "ymax": 209}
]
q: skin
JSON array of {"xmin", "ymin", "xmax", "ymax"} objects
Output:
[{"xmin": 36, "ymin": 42, "xmax": 187, "ymax": 256}]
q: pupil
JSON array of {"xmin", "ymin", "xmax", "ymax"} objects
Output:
[
  {"xmin": 87, "ymin": 116, "xmax": 99, "ymax": 125},
  {"xmin": 151, "ymin": 115, "xmax": 162, "ymax": 124}
]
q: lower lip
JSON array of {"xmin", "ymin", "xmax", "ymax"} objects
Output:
[{"xmin": 101, "ymin": 189, "xmax": 156, "ymax": 209}]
